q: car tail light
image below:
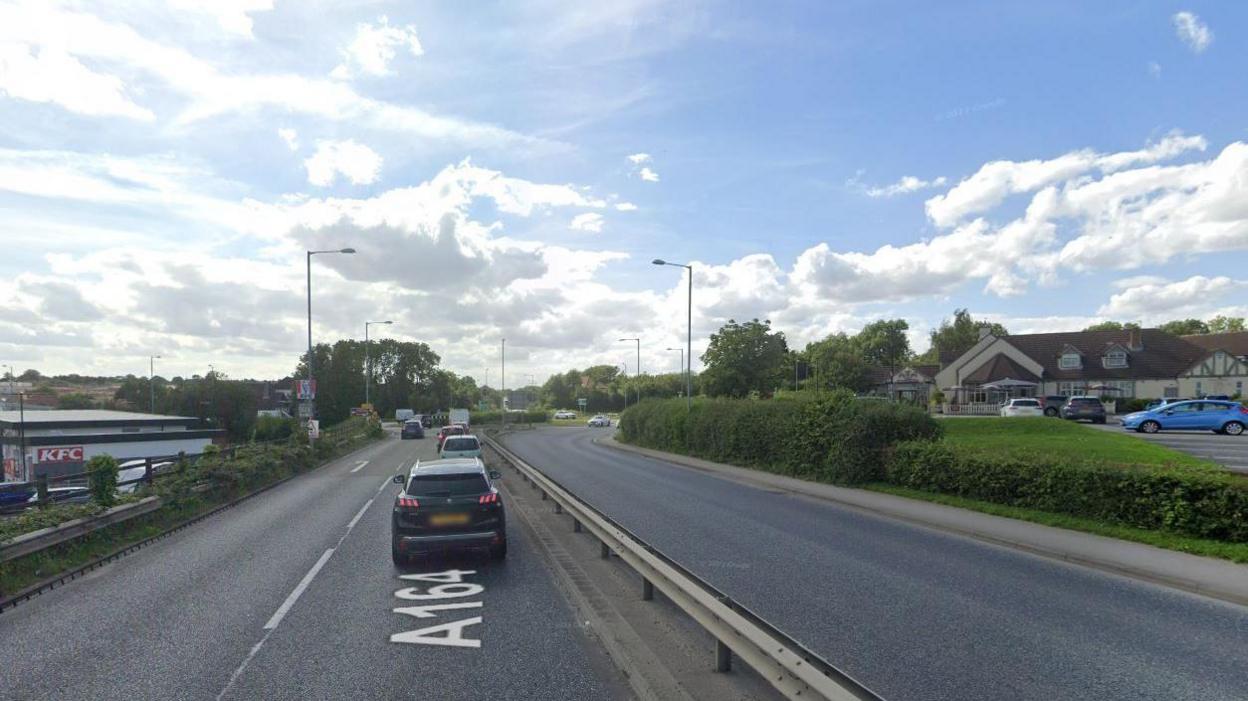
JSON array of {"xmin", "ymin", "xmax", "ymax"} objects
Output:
[
  {"xmin": 479, "ymin": 493, "xmax": 499, "ymax": 505},
  {"xmin": 398, "ymin": 496, "xmax": 420, "ymax": 509}
]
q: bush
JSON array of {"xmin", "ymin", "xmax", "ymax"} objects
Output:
[
  {"xmin": 86, "ymin": 455, "xmax": 119, "ymax": 507},
  {"xmin": 469, "ymin": 410, "xmax": 549, "ymax": 425},
  {"xmin": 619, "ymin": 393, "xmax": 942, "ymax": 485},
  {"xmin": 886, "ymin": 441, "xmax": 1248, "ymax": 542},
  {"xmin": 1117, "ymin": 398, "xmax": 1154, "ymax": 414},
  {"xmin": 253, "ymin": 415, "xmax": 295, "ymax": 442}
]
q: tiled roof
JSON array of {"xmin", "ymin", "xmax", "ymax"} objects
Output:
[
  {"xmin": 1183, "ymin": 332, "xmax": 1248, "ymax": 357},
  {"xmin": 1000, "ymin": 329, "xmax": 1205, "ymax": 380},
  {"xmin": 962, "ymin": 354, "xmax": 1040, "ymax": 384}
]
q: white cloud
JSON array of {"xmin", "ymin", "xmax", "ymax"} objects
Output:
[
  {"xmin": 614, "ymin": 202, "xmax": 638, "ymax": 211},
  {"xmin": 627, "ymin": 153, "xmax": 651, "ymax": 164},
  {"xmin": 1172, "ymin": 11, "xmax": 1212, "ymax": 53},
  {"xmin": 865, "ymin": 175, "xmax": 947, "ymax": 198},
  {"xmin": 167, "ymin": 0, "xmax": 274, "ymax": 39},
  {"xmin": 638, "ymin": 167, "xmax": 660, "ymax": 182},
  {"xmin": 303, "ymin": 139, "xmax": 383, "ymax": 187},
  {"xmin": 1098, "ymin": 276, "xmax": 1244, "ymax": 320},
  {"xmin": 1148, "ymin": 61, "xmax": 1162, "ymax": 79},
  {"xmin": 331, "ymin": 15, "xmax": 424, "ymax": 79},
  {"xmin": 277, "ymin": 128, "xmax": 299, "ymax": 151},
  {"xmin": 0, "ymin": 43, "xmax": 153, "ymax": 120},
  {"xmin": 626, "ymin": 153, "xmax": 660, "ymax": 181},
  {"xmin": 570, "ymin": 212, "xmax": 604, "ymax": 232}
]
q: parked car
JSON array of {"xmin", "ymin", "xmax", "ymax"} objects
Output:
[
  {"xmin": 391, "ymin": 458, "xmax": 506, "ymax": 563},
  {"xmin": 1204, "ymin": 394, "xmax": 1231, "ymax": 401},
  {"xmin": 1000, "ymin": 398, "xmax": 1044, "ymax": 417},
  {"xmin": 1061, "ymin": 396, "xmax": 1107, "ymax": 424},
  {"xmin": 587, "ymin": 415, "xmax": 611, "ymax": 427},
  {"xmin": 554, "ymin": 410, "xmax": 577, "ymax": 419},
  {"xmin": 1041, "ymin": 395, "xmax": 1068, "ymax": 417},
  {"xmin": 26, "ymin": 486, "xmax": 92, "ymax": 505},
  {"xmin": 1144, "ymin": 397, "xmax": 1193, "ymax": 411},
  {"xmin": 436, "ymin": 424, "xmax": 466, "ymax": 449},
  {"xmin": 0, "ymin": 482, "xmax": 35, "ymax": 508},
  {"xmin": 401, "ymin": 420, "xmax": 425, "ymax": 440},
  {"xmin": 1121, "ymin": 400, "xmax": 1248, "ymax": 435},
  {"xmin": 440, "ymin": 435, "xmax": 483, "ymax": 460}
]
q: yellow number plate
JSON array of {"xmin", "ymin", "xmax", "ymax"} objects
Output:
[{"xmin": 429, "ymin": 513, "xmax": 471, "ymax": 526}]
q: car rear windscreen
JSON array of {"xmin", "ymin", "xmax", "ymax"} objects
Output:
[
  {"xmin": 1014, "ymin": 400, "xmax": 1040, "ymax": 406},
  {"xmin": 1070, "ymin": 398, "xmax": 1102, "ymax": 406},
  {"xmin": 443, "ymin": 437, "xmax": 479, "ymax": 452},
  {"xmin": 406, "ymin": 473, "xmax": 488, "ymax": 497}
]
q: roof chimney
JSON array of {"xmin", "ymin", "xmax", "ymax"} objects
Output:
[{"xmin": 1128, "ymin": 328, "xmax": 1143, "ymax": 351}]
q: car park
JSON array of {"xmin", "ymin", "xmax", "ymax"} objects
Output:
[
  {"xmin": 391, "ymin": 458, "xmax": 506, "ymax": 563},
  {"xmin": 1061, "ymin": 396, "xmax": 1107, "ymax": 424},
  {"xmin": 401, "ymin": 420, "xmax": 425, "ymax": 439},
  {"xmin": 440, "ymin": 435, "xmax": 483, "ymax": 460},
  {"xmin": 1000, "ymin": 398, "xmax": 1044, "ymax": 417},
  {"xmin": 554, "ymin": 410, "xmax": 577, "ymax": 419},
  {"xmin": 1041, "ymin": 395, "xmax": 1068, "ymax": 417},
  {"xmin": 587, "ymin": 415, "xmax": 611, "ymax": 427},
  {"xmin": 436, "ymin": 424, "xmax": 466, "ymax": 449},
  {"xmin": 1121, "ymin": 400, "xmax": 1248, "ymax": 435}
]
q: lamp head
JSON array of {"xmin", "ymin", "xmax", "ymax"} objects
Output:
[{"xmin": 651, "ymin": 258, "xmax": 666, "ymax": 265}]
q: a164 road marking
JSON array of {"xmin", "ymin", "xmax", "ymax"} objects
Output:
[{"xmin": 391, "ymin": 569, "xmax": 484, "ymax": 648}]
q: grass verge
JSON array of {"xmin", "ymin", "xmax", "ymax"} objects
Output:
[{"xmin": 864, "ymin": 482, "xmax": 1248, "ymax": 564}]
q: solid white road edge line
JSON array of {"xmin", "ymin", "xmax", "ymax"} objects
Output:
[
  {"xmin": 263, "ymin": 548, "xmax": 335, "ymax": 630},
  {"xmin": 350, "ymin": 460, "xmax": 370, "ymax": 473}
]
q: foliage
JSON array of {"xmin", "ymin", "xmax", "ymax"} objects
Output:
[
  {"xmin": 885, "ymin": 441, "xmax": 1248, "ymax": 542},
  {"xmin": 619, "ymin": 393, "xmax": 942, "ymax": 484},
  {"xmin": 1082, "ymin": 321, "xmax": 1140, "ymax": 331},
  {"xmin": 470, "ymin": 410, "xmax": 549, "ymax": 425},
  {"xmin": 1159, "ymin": 318, "xmax": 1209, "ymax": 336},
  {"xmin": 856, "ymin": 319, "xmax": 912, "ymax": 375},
  {"xmin": 700, "ymin": 318, "xmax": 789, "ymax": 398},
  {"xmin": 920, "ymin": 308, "xmax": 1009, "ymax": 363},
  {"xmin": 56, "ymin": 392, "xmax": 98, "ymax": 409},
  {"xmin": 0, "ymin": 502, "xmax": 105, "ymax": 543},
  {"xmin": 86, "ymin": 454, "xmax": 120, "ymax": 507},
  {"xmin": 296, "ymin": 339, "xmax": 443, "ymax": 425},
  {"xmin": 941, "ymin": 418, "xmax": 1215, "ymax": 469},
  {"xmin": 253, "ymin": 415, "xmax": 296, "ymax": 442},
  {"xmin": 802, "ymin": 332, "xmax": 872, "ymax": 393},
  {"xmin": 1208, "ymin": 315, "xmax": 1246, "ymax": 334}
]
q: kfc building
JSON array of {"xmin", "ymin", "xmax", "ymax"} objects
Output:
[{"xmin": 0, "ymin": 410, "xmax": 223, "ymax": 482}]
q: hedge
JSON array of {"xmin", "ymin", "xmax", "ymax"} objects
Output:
[
  {"xmin": 470, "ymin": 410, "xmax": 549, "ymax": 425},
  {"xmin": 886, "ymin": 440, "xmax": 1248, "ymax": 542},
  {"xmin": 619, "ymin": 392, "xmax": 942, "ymax": 484}
]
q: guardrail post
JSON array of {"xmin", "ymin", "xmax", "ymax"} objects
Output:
[
  {"xmin": 642, "ymin": 578, "xmax": 653, "ymax": 601},
  {"xmin": 715, "ymin": 639, "xmax": 732, "ymax": 673},
  {"xmin": 573, "ymin": 518, "xmax": 581, "ymax": 533},
  {"xmin": 144, "ymin": 458, "xmax": 154, "ymax": 486},
  {"xmin": 36, "ymin": 474, "xmax": 49, "ymax": 509},
  {"xmin": 600, "ymin": 541, "xmax": 610, "ymax": 559}
]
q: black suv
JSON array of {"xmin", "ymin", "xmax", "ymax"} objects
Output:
[
  {"xmin": 391, "ymin": 459, "xmax": 506, "ymax": 563},
  {"xmin": 1061, "ymin": 396, "xmax": 1107, "ymax": 424},
  {"xmin": 400, "ymin": 420, "xmax": 424, "ymax": 439}
]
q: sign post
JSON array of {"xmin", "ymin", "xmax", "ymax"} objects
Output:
[{"xmin": 306, "ymin": 419, "xmax": 320, "ymax": 441}]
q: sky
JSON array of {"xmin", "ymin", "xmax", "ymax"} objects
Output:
[{"xmin": 1, "ymin": 1, "xmax": 1246, "ymax": 384}]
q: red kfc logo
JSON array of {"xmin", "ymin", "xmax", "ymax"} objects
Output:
[{"xmin": 37, "ymin": 447, "xmax": 84, "ymax": 463}]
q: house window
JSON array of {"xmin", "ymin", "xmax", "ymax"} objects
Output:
[
  {"xmin": 1099, "ymin": 380, "xmax": 1135, "ymax": 398},
  {"xmin": 1102, "ymin": 350, "xmax": 1127, "ymax": 368},
  {"xmin": 1059, "ymin": 353, "xmax": 1081, "ymax": 369},
  {"xmin": 1164, "ymin": 386, "xmax": 1179, "ymax": 398},
  {"xmin": 1057, "ymin": 382, "xmax": 1080, "ymax": 397}
]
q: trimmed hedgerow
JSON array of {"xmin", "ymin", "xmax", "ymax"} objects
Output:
[{"xmin": 470, "ymin": 410, "xmax": 549, "ymax": 425}]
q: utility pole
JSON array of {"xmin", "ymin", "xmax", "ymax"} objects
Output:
[
  {"xmin": 500, "ymin": 338, "xmax": 506, "ymax": 428},
  {"xmin": 149, "ymin": 355, "xmax": 161, "ymax": 413}
]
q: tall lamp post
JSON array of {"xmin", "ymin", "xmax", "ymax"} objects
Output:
[
  {"xmin": 306, "ymin": 248, "xmax": 355, "ymax": 420},
  {"xmin": 500, "ymin": 338, "xmax": 506, "ymax": 427},
  {"xmin": 652, "ymin": 259, "xmax": 693, "ymax": 410},
  {"xmin": 149, "ymin": 355, "xmax": 161, "ymax": 413},
  {"xmin": 618, "ymin": 337, "xmax": 640, "ymax": 406},
  {"xmin": 364, "ymin": 320, "xmax": 392, "ymax": 408}
]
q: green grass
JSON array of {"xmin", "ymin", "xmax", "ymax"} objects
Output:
[
  {"xmin": 865, "ymin": 483, "xmax": 1248, "ymax": 563},
  {"xmin": 941, "ymin": 418, "xmax": 1220, "ymax": 470}
]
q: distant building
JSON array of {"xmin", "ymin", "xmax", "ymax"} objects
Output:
[{"xmin": 0, "ymin": 409, "xmax": 224, "ymax": 483}]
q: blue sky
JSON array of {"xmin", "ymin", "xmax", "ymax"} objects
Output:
[{"xmin": 1, "ymin": 1, "xmax": 1245, "ymax": 381}]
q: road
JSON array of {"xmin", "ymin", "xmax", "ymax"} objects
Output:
[
  {"xmin": 502, "ymin": 427, "xmax": 1248, "ymax": 701},
  {"xmin": 1089, "ymin": 421, "xmax": 1248, "ymax": 473},
  {"xmin": 0, "ymin": 432, "xmax": 623, "ymax": 700}
]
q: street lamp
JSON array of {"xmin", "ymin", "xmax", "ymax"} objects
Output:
[
  {"xmin": 653, "ymin": 258, "xmax": 693, "ymax": 409},
  {"xmin": 618, "ymin": 337, "xmax": 640, "ymax": 406},
  {"xmin": 149, "ymin": 355, "xmax": 161, "ymax": 413},
  {"xmin": 306, "ymin": 247, "xmax": 355, "ymax": 419},
  {"xmin": 364, "ymin": 320, "xmax": 392, "ymax": 408}
]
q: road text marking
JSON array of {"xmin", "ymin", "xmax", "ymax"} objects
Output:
[{"xmin": 391, "ymin": 569, "xmax": 484, "ymax": 648}]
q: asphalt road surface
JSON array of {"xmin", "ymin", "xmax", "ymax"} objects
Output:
[
  {"xmin": 502, "ymin": 427, "xmax": 1248, "ymax": 701},
  {"xmin": 1089, "ymin": 421, "xmax": 1248, "ymax": 473},
  {"xmin": 0, "ymin": 432, "xmax": 623, "ymax": 701}
]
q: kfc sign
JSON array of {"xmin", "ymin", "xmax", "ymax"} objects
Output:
[{"xmin": 37, "ymin": 447, "xmax": 84, "ymax": 463}]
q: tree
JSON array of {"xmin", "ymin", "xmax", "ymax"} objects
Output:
[
  {"xmin": 1083, "ymin": 321, "xmax": 1140, "ymax": 332},
  {"xmin": 18, "ymin": 368, "xmax": 41, "ymax": 381},
  {"xmin": 700, "ymin": 318, "xmax": 789, "ymax": 398},
  {"xmin": 296, "ymin": 339, "xmax": 442, "ymax": 422},
  {"xmin": 1207, "ymin": 315, "xmax": 1246, "ymax": 334},
  {"xmin": 56, "ymin": 392, "xmax": 97, "ymax": 409},
  {"xmin": 922, "ymin": 309, "xmax": 1009, "ymax": 363},
  {"xmin": 804, "ymin": 333, "xmax": 872, "ymax": 393},
  {"xmin": 1159, "ymin": 318, "xmax": 1209, "ymax": 336},
  {"xmin": 856, "ymin": 319, "xmax": 911, "ymax": 376}
]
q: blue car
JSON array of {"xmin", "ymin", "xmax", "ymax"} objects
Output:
[{"xmin": 1121, "ymin": 400, "xmax": 1248, "ymax": 435}]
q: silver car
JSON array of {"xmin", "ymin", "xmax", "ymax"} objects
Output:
[{"xmin": 587, "ymin": 415, "xmax": 611, "ymax": 427}]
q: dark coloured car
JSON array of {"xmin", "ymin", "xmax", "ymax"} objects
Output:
[
  {"xmin": 435, "ymin": 424, "xmax": 466, "ymax": 450},
  {"xmin": 391, "ymin": 459, "xmax": 506, "ymax": 563},
  {"xmin": 25, "ymin": 486, "xmax": 92, "ymax": 505},
  {"xmin": 1061, "ymin": 396, "xmax": 1106, "ymax": 424},
  {"xmin": 0, "ymin": 481, "xmax": 35, "ymax": 508},
  {"xmin": 400, "ymin": 420, "xmax": 425, "ymax": 439},
  {"xmin": 1041, "ymin": 395, "xmax": 1068, "ymax": 417}
]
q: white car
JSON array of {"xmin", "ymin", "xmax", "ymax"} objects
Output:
[
  {"xmin": 1000, "ymin": 398, "xmax": 1044, "ymax": 417},
  {"xmin": 554, "ymin": 410, "xmax": 577, "ymax": 419},
  {"xmin": 587, "ymin": 415, "xmax": 611, "ymax": 427}
]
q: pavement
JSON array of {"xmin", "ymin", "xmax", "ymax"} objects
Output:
[
  {"xmin": 501, "ymin": 426, "xmax": 1248, "ymax": 701},
  {"xmin": 0, "ymin": 431, "xmax": 625, "ymax": 700},
  {"xmin": 1088, "ymin": 421, "xmax": 1248, "ymax": 474}
]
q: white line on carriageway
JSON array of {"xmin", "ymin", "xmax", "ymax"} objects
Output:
[{"xmin": 350, "ymin": 460, "xmax": 370, "ymax": 473}]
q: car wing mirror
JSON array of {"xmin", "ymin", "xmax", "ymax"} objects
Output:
[
  {"xmin": 393, "ymin": 474, "xmax": 405, "ymax": 484},
  {"xmin": 489, "ymin": 471, "xmax": 502, "ymax": 480}
]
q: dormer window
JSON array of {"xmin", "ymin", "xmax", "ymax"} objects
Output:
[
  {"xmin": 1103, "ymin": 349, "xmax": 1128, "ymax": 369},
  {"xmin": 1059, "ymin": 353, "xmax": 1082, "ymax": 370}
]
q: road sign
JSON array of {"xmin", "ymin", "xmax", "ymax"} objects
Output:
[
  {"xmin": 577, "ymin": 398, "xmax": 587, "ymax": 409},
  {"xmin": 307, "ymin": 419, "xmax": 320, "ymax": 440},
  {"xmin": 296, "ymin": 379, "xmax": 317, "ymax": 399},
  {"xmin": 297, "ymin": 401, "xmax": 315, "ymax": 418}
]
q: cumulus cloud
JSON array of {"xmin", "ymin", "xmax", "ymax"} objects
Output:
[
  {"xmin": 627, "ymin": 153, "xmax": 651, "ymax": 164},
  {"xmin": 1098, "ymin": 276, "xmax": 1245, "ymax": 321},
  {"xmin": 330, "ymin": 15, "xmax": 424, "ymax": 79},
  {"xmin": 614, "ymin": 202, "xmax": 637, "ymax": 211},
  {"xmin": 1172, "ymin": 11, "xmax": 1212, "ymax": 53},
  {"xmin": 570, "ymin": 212, "xmax": 604, "ymax": 232},
  {"xmin": 638, "ymin": 167, "xmax": 659, "ymax": 182},
  {"xmin": 278, "ymin": 128, "xmax": 299, "ymax": 151},
  {"xmin": 304, "ymin": 139, "xmax": 382, "ymax": 187},
  {"xmin": 0, "ymin": 43, "xmax": 153, "ymax": 120},
  {"xmin": 167, "ymin": 0, "xmax": 274, "ymax": 38},
  {"xmin": 865, "ymin": 175, "xmax": 947, "ymax": 198},
  {"xmin": 626, "ymin": 153, "xmax": 659, "ymax": 182}
]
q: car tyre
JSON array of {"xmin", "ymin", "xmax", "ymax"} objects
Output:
[
  {"xmin": 1223, "ymin": 421, "xmax": 1245, "ymax": 436},
  {"xmin": 490, "ymin": 542, "xmax": 508, "ymax": 560},
  {"xmin": 1139, "ymin": 420, "xmax": 1161, "ymax": 434},
  {"xmin": 391, "ymin": 538, "xmax": 406, "ymax": 566},
  {"xmin": 1044, "ymin": 407, "xmax": 1058, "ymax": 417}
]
